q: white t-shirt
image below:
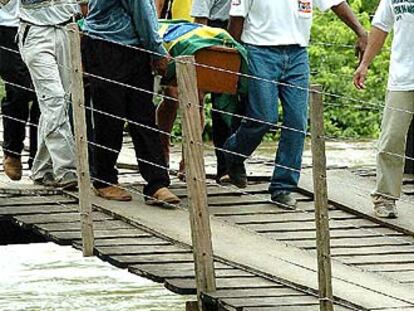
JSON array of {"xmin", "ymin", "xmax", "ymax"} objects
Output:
[
  {"xmin": 372, "ymin": 0, "xmax": 414, "ymax": 91},
  {"xmin": 230, "ymin": 0, "xmax": 344, "ymax": 47},
  {"xmin": 0, "ymin": 0, "xmax": 19, "ymax": 27}
]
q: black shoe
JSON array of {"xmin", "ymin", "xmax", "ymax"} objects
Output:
[
  {"xmin": 33, "ymin": 173, "xmax": 55, "ymax": 187},
  {"xmin": 223, "ymin": 163, "xmax": 247, "ymax": 188},
  {"xmin": 55, "ymin": 172, "xmax": 78, "ymax": 190},
  {"xmin": 271, "ymin": 192, "xmax": 297, "ymax": 209}
]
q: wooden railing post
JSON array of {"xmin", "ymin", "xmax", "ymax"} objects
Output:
[
  {"xmin": 176, "ymin": 56, "xmax": 216, "ymax": 310},
  {"xmin": 309, "ymin": 85, "xmax": 334, "ymax": 311},
  {"xmin": 67, "ymin": 23, "xmax": 94, "ymax": 257}
]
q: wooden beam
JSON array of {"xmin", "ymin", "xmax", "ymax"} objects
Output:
[
  {"xmin": 67, "ymin": 23, "xmax": 95, "ymax": 257},
  {"xmin": 176, "ymin": 55, "xmax": 217, "ymax": 310},
  {"xmin": 309, "ymin": 85, "xmax": 334, "ymax": 311}
]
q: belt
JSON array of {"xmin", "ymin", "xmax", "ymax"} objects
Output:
[{"xmin": 20, "ymin": 16, "xmax": 75, "ymax": 27}]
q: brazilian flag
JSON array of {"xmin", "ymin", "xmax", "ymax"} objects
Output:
[{"xmin": 159, "ymin": 20, "xmax": 248, "ymax": 126}]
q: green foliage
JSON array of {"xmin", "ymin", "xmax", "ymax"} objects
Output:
[{"xmin": 310, "ymin": 0, "xmax": 390, "ymax": 138}]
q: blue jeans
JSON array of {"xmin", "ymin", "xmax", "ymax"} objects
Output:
[{"xmin": 224, "ymin": 44, "xmax": 310, "ymax": 195}]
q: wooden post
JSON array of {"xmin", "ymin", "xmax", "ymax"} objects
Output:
[
  {"xmin": 309, "ymin": 85, "xmax": 334, "ymax": 311},
  {"xmin": 67, "ymin": 23, "xmax": 94, "ymax": 257},
  {"xmin": 176, "ymin": 56, "xmax": 217, "ymax": 310}
]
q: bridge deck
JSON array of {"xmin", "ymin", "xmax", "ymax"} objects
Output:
[{"xmin": 1, "ymin": 155, "xmax": 414, "ymax": 310}]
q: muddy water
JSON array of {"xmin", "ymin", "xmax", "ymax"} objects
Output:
[{"xmin": 0, "ymin": 243, "xmax": 191, "ymax": 311}]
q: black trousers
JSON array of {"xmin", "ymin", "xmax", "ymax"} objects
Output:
[
  {"xmin": 83, "ymin": 37, "xmax": 170, "ymax": 196},
  {"xmin": 0, "ymin": 26, "xmax": 39, "ymax": 168}
]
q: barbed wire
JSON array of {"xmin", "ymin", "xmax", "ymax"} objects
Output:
[
  {"xmin": 2, "ymin": 120, "xmax": 414, "ymax": 277},
  {"xmin": 1, "ymin": 116, "xmax": 414, "ymax": 308},
  {"xmin": 76, "ymin": 30, "xmax": 390, "ymax": 109}
]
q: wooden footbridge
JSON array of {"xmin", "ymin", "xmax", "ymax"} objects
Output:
[
  {"xmin": 1, "ymin": 151, "xmax": 414, "ymax": 310},
  {"xmin": 1, "ymin": 43, "xmax": 414, "ymax": 311}
]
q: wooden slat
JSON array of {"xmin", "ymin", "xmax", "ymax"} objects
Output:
[
  {"xmin": 48, "ymin": 229, "xmax": 152, "ymax": 244},
  {"xmin": 380, "ymin": 271, "xmax": 414, "ymax": 282},
  {"xmin": 220, "ymin": 296, "xmax": 318, "ymax": 308},
  {"xmin": 35, "ymin": 220, "xmax": 133, "ymax": 232},
  {"xmin": 362, "ymin": 263, "xmax": 414, "ymax": 272},
  {"xmin": 209, "ymin": 201, "xmax": 320, "ymax": 216},
  {"xmin": 340, "ymin": 254, "xmax": 414, "ymax": 265},
  {"xmin": 292, "ymin": 236, "xmax": 414, "ymax": 249},
  {"xmin": 330, "ymin": 245, "xmax": 414, "ymax": 257},
  {"xmin": 244, "ymin": 307, "xmax": 319, "ymax": 311},
  {"xmin": 0, "ymin": 204, "xmax": 78, "ymax": 216},
  {"xmin": 96, "ymin": 245, "xmax": 191, "ymax": 256},
  {"xmin": 0, "ymin": 195, "xmax": 76, "ymax": 207},
  {"xmin": 216, "ymin": 210, "xmax": 356, "ymax": 224},
  {"xmin": 13, "ymin": 212, "xmax": 111, "ymax": 224},
  {"xmin": 264, "ymin": 227, "xmax": 403, "ymax": 241},
  {"xmin": 165, "ymin": 277, "xmax": 277, "ymax": 295},
  {"xmin": 207, "ymin": 195, "xmax": 271, "ymax": 206},
  {"xmin": 244, "ymin": 219, "xmax": 381, "ymax": 233},
  {"xmin": 107, "ymin": 253, "xmax": 195, "ymax": 268},
  {"xmin": 204, "ymin": 288, "xmax": 302, "ymax": 300},
  {"xmin": 73, "ymin": 237, "xmax": 171, "ymax": 247},
  {"xmin": 130, "ymin": 264, "xmax": 252, "ymax": 283}
]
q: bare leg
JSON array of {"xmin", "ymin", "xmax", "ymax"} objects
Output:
[{"xmin": 156, "ymin": 85, "xmax": 179, "ymax": 165}]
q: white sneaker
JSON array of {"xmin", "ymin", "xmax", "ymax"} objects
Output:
[{"xmin": 373, "ymin": 196, "xmax": 398, "ymax": 219}]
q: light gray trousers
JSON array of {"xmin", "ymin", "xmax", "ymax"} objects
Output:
[
  {"xmin": 374, "ymin": 91, "xmax": 414, "ymax": 200},
  {"xmin": 19, "ymin": 23, "xmax": 76, "ymax": 181}
]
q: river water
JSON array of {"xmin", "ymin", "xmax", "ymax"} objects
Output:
[{"xmin": 0, "ymin": 243, "xmax": 190, "ymax": 311}]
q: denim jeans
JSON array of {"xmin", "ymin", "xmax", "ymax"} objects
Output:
[{"xmin": 224, "ymin": 44, "xmax": 310, "ymax": 195}]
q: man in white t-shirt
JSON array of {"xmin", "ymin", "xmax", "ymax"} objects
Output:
[
  {"xmin": 223, "ymin": 0, "xmax": 367, "ymax": 208},
  {"xmin": 354, "ymin": 0, "xmax": 414, "ymax": 218}
]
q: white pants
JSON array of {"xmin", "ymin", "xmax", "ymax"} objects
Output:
[{"xmin": 19, "ymin": 23, "xmax": 76, "ymax": 180}]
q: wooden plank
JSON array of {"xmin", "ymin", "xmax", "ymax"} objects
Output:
[
  {"xmin": 0, "ymin": 204, "xmax": 78, "ymax": 216},
  {"xmin": 340, "ymin": 254, "xmax": 414, "ymax": 265},
  {"xmin": 265, "ymin": 228, "xmax": 403, "ymax": 241},
  {"xmin": 209, "ymin": 201, "xmax": 320, "ymax": 215},
  {"xmin": 209, "ymin": 206, "xmax": 302, "ymax": 216},
  {"xmin": 13, "ymin": 212, "xmax": 111, "ymax": 225},
  {"xmin": 35, "ymin": 220, "xmax": 133, "ymax": 232},
  {"xmin": 244, "ymin": 306, "xmax": 352, "ymax": 311},
  {"xmin": 165, "ymin": 277, "xmax": 277, "ymax": 295},
  {"xmin": 177, "ymin": 55, "xmax": 216, "ymax": 308},
  {"xmin": 48, "ymin": 229, "xmax": 152, "ymax": 244},
  {"xmin": 242, "ymin": 219, "xmax": 381, "ymax": 232},
  {"xmin": 216, "ymin": 210, "xmax": 355, "ymax": 224},
  {"xmin": 203, "ymin": 288, "xmax": 306, "ymax": 301},
  {"xmin": 292, "ymin": 236, "xmax": 414, "ymax": 249},
  {"xmin": 330, "ymin": 245, "xmax": 414, "ymax": 257},
  {"xmin": 107, "ymin": 253, "xmax": 195, "ymax": 268},
  {"xmin": 310, "ymin": 85, "xmax": 335, "ymax": 311},
  {"xmin": 68, "ymin": 22, "xmax": 94, "ymax": 256},
  {"xmin": 380, "ymin": 271, "xmax": 414, "ymax": 282},
  {"xmin": 362, "ymin": 263, "xmax": 414, "ymax": 272},
  {"xmin": 173, "ymin": 183, "xmax": 269, "ymax": 197},
  {"xmin": 96, "ymin": 245, "xmax": 191, "ymax": 256},
  {"xmin": 206, "ymin": 195, "xmax": 271, "ymax": 206},
  {"xmin": 220, "ymin": 296, "xmax": 318, "ymax": 308},
  {"xmin": 73, "ymin": 237, "xmax": 171, "ymax": 247},
  {"xmin": 130, "ymin": 265, "xmax": 252, "ymax": 283},
  {"xmin": 0, "ymin": 195, "xmax": 76, "ymax": 207},
  {"xmin": 244, "ymin": 307, "xmax": 319, "ymax": 311}
]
